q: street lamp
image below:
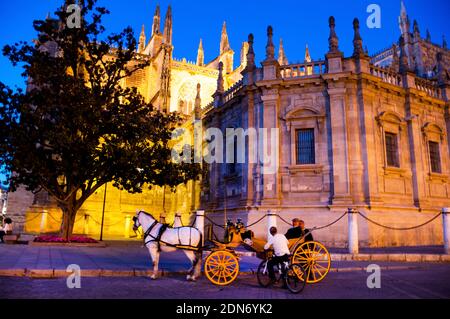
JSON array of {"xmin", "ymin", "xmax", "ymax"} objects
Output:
[{"xmin": 99, "ymin": 183, "xmax": 107, "ymax": 241}]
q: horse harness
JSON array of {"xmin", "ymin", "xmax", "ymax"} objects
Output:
[{"xmin": 143, "ymin": 219, "xmax": 198, "ymax": 251}]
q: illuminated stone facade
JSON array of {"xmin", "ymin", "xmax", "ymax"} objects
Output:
[
  {"xmin": 202, "ymin": 3, "xmax": 450, "ymax": 247},
  {"xmin": 6, "ymin": 2, "xmax": 450, "ymax": 246}
]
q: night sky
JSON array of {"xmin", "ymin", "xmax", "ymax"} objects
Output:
[{"xmin": 0, "ymin": 0, "xmax": 449, "ymax": 90}]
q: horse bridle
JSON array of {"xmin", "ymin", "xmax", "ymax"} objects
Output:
[{"xmin": 132, "ymin": 211, "xmax": 160, "ymax": 245}]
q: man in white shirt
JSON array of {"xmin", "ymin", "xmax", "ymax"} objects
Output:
[{"xmin": 264, "ymin": 227, "xmax": 290, "ymax": 282}]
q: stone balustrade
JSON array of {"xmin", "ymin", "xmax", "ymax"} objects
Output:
[
  {"xmin": 414, "ymin": 77, "xmax": 441, "ymax": 99},
  {"xmin": 223, "ymin": 79, "xmax": 244, "ymax": 103},
  {"xmin": 369, "ymin": 65, "xmax": 402, "ymax": 86},
  {"xmin": 280, "ymin": 60, "xmax": 326, "ymax": 79}
]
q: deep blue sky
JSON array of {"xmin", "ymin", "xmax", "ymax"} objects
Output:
[{"xmin": 0, "ymin": 0, "xmax": 449, "ymax": 91}]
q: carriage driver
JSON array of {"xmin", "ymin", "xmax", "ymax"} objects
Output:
[{"xmin": 264, "ymin": 227, "xmax": 291, "ymax": 283}]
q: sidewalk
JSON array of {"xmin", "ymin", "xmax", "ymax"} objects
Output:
[{"xmin": 0, "ymin": 241, "xmax": 448, "ymax": 278}]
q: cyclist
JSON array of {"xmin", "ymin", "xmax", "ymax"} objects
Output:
[{"xmin": 264, "ymin": 226, "xmax": 290, "ymax": 284}]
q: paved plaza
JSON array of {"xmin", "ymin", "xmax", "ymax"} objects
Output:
[
  {"xmin": 1, "ymin": 264, "xmax": 449, "ymax": 299},
  {"xmin": 0, "ymin": 241, "xmax": 449, "ymax": 299}
]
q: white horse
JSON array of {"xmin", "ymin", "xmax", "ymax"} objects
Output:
[{"xmin": 133, "ymin": 210, "xmax": 203, "ymax": 281}]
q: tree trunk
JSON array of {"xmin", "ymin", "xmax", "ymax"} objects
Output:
[{"xmin": 60, "ymin": 206, "xmax": 78, "ymax": 241}]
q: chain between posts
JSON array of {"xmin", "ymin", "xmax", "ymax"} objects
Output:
[
  {"xmin": 89, "ymin": 215, "xmax": 124, "ymax": 227},
  {"xmin": 26, "ymin": 212, "xmax": 44, "ymax": 222},
  {"xmin": 358, "ymin": 211, "xmax": 442, "ymax": 231},
  {"xmin": 46, "ymin": 209, "xmax": 443, "ymax": 232}
]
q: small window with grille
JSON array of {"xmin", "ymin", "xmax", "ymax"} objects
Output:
[
  {"xmin": 296, "ymin": 129, "xmax": 315, "ymax": 165},
  {"xmin": 385, "ymin": 132, "xmax": 399, "ymax": 167},
  {"xmin": 429, "ymin": 141, "xmax": 441, "ymax": 173}
]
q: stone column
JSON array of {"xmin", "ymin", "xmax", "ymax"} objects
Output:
[
  {"xmin": 260, "ymin": 94, "xmax": 280, "ymax": 207},
  {"xmin": 243, "ymin": 92, "xmax": 256, "ymax": 207},
  {"xmin": 404, "ymin": 85, "xmax": 428, "ymax": 208},
  {"xmin": 348, "ymin": 208, "xmax": 359, "ymax": 254},
  {"xmin": 328, "ymin": 86, "xmax": 352, "ymax": 205},
  {"xmin": 347, "ymin": 85, "xmax": 365, "ymax": 204},
  {"xmin": 124, "ymin": 214, "xmax": 131, "ymax": 238},
  {"xmin": 357, "ymin": 86, "xmax": 383, "ymax": 206}
]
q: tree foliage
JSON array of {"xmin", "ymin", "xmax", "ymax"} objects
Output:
[{"xmin": 0, "ymin": 0, "xmax": 200, "ymax": 239}]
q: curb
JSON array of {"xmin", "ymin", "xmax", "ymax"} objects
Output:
[
  {"xmin": 330, "ymin": 253, "xmax": 450, "ymax": 262},
  {"xmin": 233, "ymin": 250, "xmax": 450, "ymax": 263},
  {"xmin": 0, "ymin": 265, "xmax": 422, "ymax": 278},
  {"xmin": 28, "ymin": 241, "xmax": 107, "ymax": 248}
]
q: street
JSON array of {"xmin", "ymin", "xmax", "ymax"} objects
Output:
[{"xmin": 1, "ymin": 263, "xmax": 449, "ymax": 299}]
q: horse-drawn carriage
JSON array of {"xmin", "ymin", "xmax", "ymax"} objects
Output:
[
  {"xmin": 132, "ymin": 210, "xmax": 331, "ymax": 289},
  {"xmin": 203, "ymin": 219, "xmax": 331, "ymax": 287}
]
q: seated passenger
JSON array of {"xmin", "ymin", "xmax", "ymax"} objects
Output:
[
  {"xmin": 285, "ymin": 218, "xmax": 314, "ymax": 242},
  {"xmin": 285, "ymin": 218, "xmax": 302, "ymax": 240}
]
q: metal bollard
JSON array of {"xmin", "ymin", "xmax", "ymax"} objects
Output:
[
  {"xmin": 267, "ymin": 210, "xmax": 278, "ymax": 240},
  {"xmin": 84, "ymin": 214, "xmax": 90, "ymax": 235},
  {"xmin": 443, "ymin": 208, "xmax": 450, "ymax": 254},
  {"xmin": 195, "ymin": 210, "xmax": 205, "ymax": 246},
  {"xmin": 124, "ymin": 214, "xmax": 131, "ymax": 238},
  {"xmin": 39, "ymin": 210, "xmax": 48, "ymax": 234},
  {"xmin": 348, "ymin": 208, "xmax": 359, "ymax": 254},
  {"xmin": 173, "ymin": 213, "xmax": 183, "ymax": 227}
]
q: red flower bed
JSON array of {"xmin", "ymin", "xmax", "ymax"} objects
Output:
[{"xmin": 34, "ymin": 235, "xmax": 98, "ymax": 243}]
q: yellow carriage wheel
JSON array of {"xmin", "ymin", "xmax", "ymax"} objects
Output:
[
  {"xmin": 204, "ymin": 250, "xmax": 239, "ymax": 286},
  {"xmin": 291, "ymin": 241, "xmax": 331, "ymax": 284}
]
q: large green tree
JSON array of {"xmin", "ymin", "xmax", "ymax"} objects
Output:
[{"xmin": 0, "ymin": 0, "xmax": 200, "ymax": 240}]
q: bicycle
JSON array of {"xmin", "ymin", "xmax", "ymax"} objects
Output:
[{"xmin": 256, "ymin": 251, "xmax": 306, "ymax": 294}]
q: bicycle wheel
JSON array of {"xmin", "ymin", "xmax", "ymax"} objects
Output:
[
  {"xmin": 257, "ymin": 260, "xmax": 279, "ymax": 288},
  {"xmin": 285, "ymin": 263, "xmax": 306, "ymax": 294}
]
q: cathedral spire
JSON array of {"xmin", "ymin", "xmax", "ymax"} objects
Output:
[
  {"xmin": 278, "ymin": 38, "xmax": 288, "ymax": 66},
  {"xmin": 426, "ymin": 29, "xmax": 431, "ymax": 42},
  {"xmin": 413, "ymin": 20, "xmax": 420, "ymax": 39},
  {"xmin": 304, "ymin": 44, "xmax": 311, "ymax": 63},
  {"xmin": 399, "ymin": 0, "xmax": 410, "ymax": 35},
  {"xmin": 196, "ymin": 39, "xmax": 204, "ymax": 66},
  {"xmin": 265, "ymin": 26, "xmax": 275, "ymax": 61},
  {"xmin": 152, "ymin": 5, "xmax": 161, "ymax": 36},
  {"xmin": 220, "ymin": 21, "xmax": 231, "ymax": 54},
  {"xmin": 217, "ymin": 62, "xmax": 224, "ymax": 93},
  {"xmin": 400, "ymin": 0, "xmax": 407, "ymax": 16},
  {"xmin": 246, "ymin": 33, "xmax": 255, "ymax": 70},
  {"xmin": 138, "ymin": 24, "xmax": 146, "ymax": 53},
  {"xmin": 194, "ymin": 83, "xmax": 202, "ymax": 119},
  {"xmin": 240, "ymin": 41, "xmax": 249, "ymax": 67},
  {"xmin": 391, "ymin": 43, "xmax": 399, "ymax": 72},
  {"xmin": 399, "ymin": 35, "xmax": 410, "ymax": 73},
  {"xmin": 353, "ymin": 18, "xmax": 364, "ymax": 57},
  {"xmin": 163, "ymin": 5, "xmax": 172, "ymax": 45},
  {"xmin": 328, "ymin": 16, "xmax": 340, "ymax": 54},
  {"xmin": 436, "ymin": 52, "xmax": 449, "ymax": 85},
  {"xmin": 213, "ymin": 62, "xmax": 225, "ymax": 108}
]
